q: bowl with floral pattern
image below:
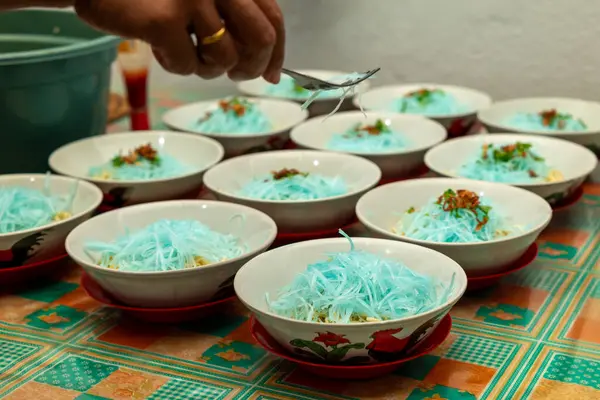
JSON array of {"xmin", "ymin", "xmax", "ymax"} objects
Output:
[
  {"xmin": 355, "ymin": 83, "xmax": 492, "ymax": 138},
  {"xmin": 0, "ymin": 174, "xmax": 102, "ymax": 267},
  {"xmin": 234, "ymin": 237, "xmax": 467, "ymax": 364}
]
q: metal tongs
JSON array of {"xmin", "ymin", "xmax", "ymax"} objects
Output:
[{"xmin": 281, "ymin": 68, "xmax": 381, "ymax": 91}]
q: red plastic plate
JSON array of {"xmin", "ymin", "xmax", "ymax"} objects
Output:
[
  {"xmin": 80, "ymin": 272, "xmax": 236, "ymax": 323},
  {"xmin": 378, "ymin": 165, "xmax": 430, "ymax": 186},
  {"xmin": 0, "ymin": 253, "xmax": 70, "ymax": 286},
  {"xmin": 552, "ymin": 187, "xmax": 584, "ymax": 211},
  {"xmin": 273, "ymin": 218, "xmax": 360, "ymax": 247},
  {"xmin": 467, "ymin": 242, "xmax": 538, "ymax": 291}
]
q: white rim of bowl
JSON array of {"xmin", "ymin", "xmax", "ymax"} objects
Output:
[
  {"xmin": 162, "ymin": 97, "xmax": 309, "ymax": 139},
  {"xmin": 235, "ymin": 236, "xmax": 468, "ymax": 327},
  {"xmin": 290, "ymin": 111, "xmax": 448, "ymax": 157},
  {"xmin": 203, "ymin": 150, "xmax": 383, "ymax": 205},
  {"xmin": 354, "ymin": 83, "xmax": 493, "ymax": 119},
  {"xmin": 237, "ymin": 69, "xmax": 367, "ymax": 102},
  {"xmin": 48, "ymin": 131, "xmax": 225, "ymax": 185},
  {"xmin": 477, "ymin": 97, "xmax": 600, "ymax": 135},
  {"xmin": 424, "ymin": 133, "xmax": 597, "ymax": 188},
  {"xmin": 356, "ymin": 178, "xmax": 553, "ymax": 248},
  {"xmin": 65, "ymin": 199, "xmax": 278, "ymax": 276},
  {"xmin": 0, "ymin": 173, "xmax": 103, "ymax": 239}
]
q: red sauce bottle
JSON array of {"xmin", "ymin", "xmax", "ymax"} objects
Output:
[{"xmin": 117, "ymin": 41, "xmax": 151, "ymax": 131}]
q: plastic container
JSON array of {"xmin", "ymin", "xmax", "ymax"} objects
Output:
[{"xmin": 0, "ymin": 9, "xmax": 120, "ymax": 173}]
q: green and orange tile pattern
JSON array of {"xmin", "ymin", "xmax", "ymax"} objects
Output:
[{"xmin": 0, "ymin": 91, "xmax": 597, "ymax": 399}]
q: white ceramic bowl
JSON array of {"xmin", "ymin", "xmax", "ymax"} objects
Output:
[
  {"xmin": 49, "ymin": 131, "xmax": 224, "ymax": 207},
  {"xmin": 0, "ymin": 174, "xmax": 102, "ymax": 266},
  {"xmin": 477, "ymin": 97, "xmax": 600, "ymax": 153},
  {"xmin": 237, "ymin": 69, "xmax": 371, "ymax": 117},
  {"xmin": 203, "ymin": 150, "xmax": 382, "ymax": 233},
  {"xmin": 355, "ymin": 83, "xmax": 492, "ymax": 138},
  {"xmin": 235, "ymin": 237, "xmax": 467, "ymax": 363},
  {"xmin": 356, "ymin": 178, "xmax": 552, "ymax": 276},
  {"xmin": 66, "ymin": 200, "xmax": 278, "ymax": 308},
  {"xmin": 291, "ymin": 111, "xmax": 447, "ymax": 180},
  {"xmin": 162, "ymin": 97, "xmax": 308, "ymax": 157},
  {"xmin": 425, "ymin": 134, "xmax": 597, "ymax": 204}
]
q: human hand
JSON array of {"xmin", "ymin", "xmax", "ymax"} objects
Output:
[{"xmin": 74, "ymin": 0, "xmax": 285, "ymax": 83}]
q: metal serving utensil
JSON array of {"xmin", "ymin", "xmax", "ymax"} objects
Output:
[{"xmin": 281, "ymin": 68, "xmax": 381, "ymax": 91}]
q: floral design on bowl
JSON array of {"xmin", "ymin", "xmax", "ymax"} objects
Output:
[
  {"xmin": 291, "ymin": 332, "xmax": 367, "ymax": 364},
  {"xmin": 287, "ymin": 308, "xmax": 450, "ymax": 364},
  {"xmin": 0, "ymin": 231, "xmax": 47, "ymax": 269}
]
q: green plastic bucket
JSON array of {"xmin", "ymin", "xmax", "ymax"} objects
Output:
[{"xmin": 0, "ymin": 9, "xmax": 120, "ymax": 173}]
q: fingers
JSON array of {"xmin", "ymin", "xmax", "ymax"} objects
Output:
[
  {"xmin": 75, "ymin": 0, "xmax": 197, "ymax": 76},
  {"xmin": 191, "ymin": 0, "xmax": 239, "ymax": 79},
  {"xmin": 151, "ymin": 29, "xmax": 198, "ymax": 76},
  {"xmin": 253, "ymin": 0, "xmax": 285, "ymax": 84},
  {"xmin": 217, "ymin": 0, "xmax": 276, "ymax": 82},
  {"xmin": 75, "ymin": 0, "xmax": 285, "ymax": 81}
]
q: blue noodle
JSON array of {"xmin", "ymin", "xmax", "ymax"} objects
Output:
[
  {"xmin": 85, "ymin": 219, "xmax": 247, "ymax": 272},
  {"xmin": 504, "ymin": 109, "xmax": 587, "ymax": 132},
  {"xmin": 238, "ymin": 168, "xmax": 348, "ymax": 201},
  {"xmin": 267, "ymin": 230, "xmax": 454, "ymax": 323},
  {"xmin": 0, "ymin": 174, "xmax": 76, "ymax": 233},
  {"xmin": 327, "ymin": 119, "xmax": 408, "ymax": 153},
  {"xmin": 193, "ymin": 97, "xmax": 271, "ymax": 134},
  {"xmin": 88, "ymin": 143, "xmax": 190, "ymax": 181},
  {"xmin": 395, "ymin": 189, "xmax": 509, "ymax": 243},
  {"xmin": 391, "ymin": 88, "xmax": 469, "ymax": 116},
  {"xmin": 459, "ymin": 142, "xmax": 552, "ymax": 183}
]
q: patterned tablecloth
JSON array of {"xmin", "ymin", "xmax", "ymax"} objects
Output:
[{"xmin": 1, "ymin": 90, "xmax": 600, "ymax": 400}]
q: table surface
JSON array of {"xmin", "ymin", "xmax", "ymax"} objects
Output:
[{"xmin": 2, "ymin": 90, "xmax": 600, "ymax": 400}]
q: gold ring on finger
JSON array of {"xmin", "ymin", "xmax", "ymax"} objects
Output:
[{"xmin": 201, "ymin": 27, "xmax": 226, "ymax": 45}]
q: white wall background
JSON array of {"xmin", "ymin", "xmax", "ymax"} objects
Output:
[{"xmin": 134, "ymin": 0, "xmax": 600, "ymax": 101}]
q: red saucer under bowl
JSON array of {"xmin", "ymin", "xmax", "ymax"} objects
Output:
[
  {"xmin": 81, "ymin": 272, "xmax": 236, "ymax": 323},
  {"xmin": 0, "ymin": 253, "xmax": 70, "ymax": 286},
  {"xmin": 273, "ymin": 218, "xmax": 360, "ymax": 247},
  {"xmin": 251, "ymin": 314, "xmax": 452, "ymax": 380},
  {"xmin": 467, "ymin": 242, "xmax": 538, "ymax": 291},
  {"xmin": 97, "ymin": 187, "xmax": 204, "ymax": 214},
  {"xmin": 552, "ymin": 187, "xmax": 584, "ymax": 211},
  {"xmin": 378, "ymin": 165, "xmax": 430, "ymax": 186}
]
